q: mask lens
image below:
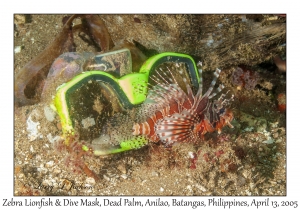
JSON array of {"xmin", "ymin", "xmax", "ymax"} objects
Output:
[
  {"xmin": 149, "ymin": 61, "xmax": 196, "ymax": 94},
  {"xmin": 67, "ymin": 80, "xmax": 123, "ymax": 142}
]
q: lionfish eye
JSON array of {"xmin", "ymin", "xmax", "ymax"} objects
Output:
[{"xmin": 219, "ymin": 107, "xmax": 225, "ymax": 115}]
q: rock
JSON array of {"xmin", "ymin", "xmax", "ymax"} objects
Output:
[
  {"xmin": 239, "ymin": 111, "xmax": 267, "ymax": 132},
  {"xmin": 38, "ymin": 167, "xmax": 48, "ymax": 174},
  {"xmin": 44, "ymin": 105, "xmax": 56, "ymax": 122},
  {"xmin": 120, "ymin": 174, "xmax": 128, "ymax": 179},
  {"xmin": 186, "ymin": 185, "xmax": 193, "ymax": 193},
  {"xmin": 30, "ymin": 145, "xmax": 34, "ymax": 153},
  {"xmin": 263, "ymin": 138, "xmax": 274, "ymax": 144},
  {"xmin": 151, "ymin": 171, "xmax": 160, "ymax": 177},
  {"xmin": 47, "ymin": 133, "xmax": 60, "ymax": 144},
  {"xmin": 53, "ymin": 168, "xmax": 61, "ymax": 174},
  {"xmin": 85, "ymin": 177, "xmax": 96, "ymax": 185},
  {"xmin": 81, "ymin": 117, "xmax": 95, "ymax": 129},
  {"xmin": 103, "ymin": 174, "xmax": 110, "ymax": 182},
  {"xmin": 26, "ymin": 114, "xmax": 40, "ymax": 141},
  {"xmin": 195, "ymin": 184, "xmax": 207, "ymax": 192},
  {"xmin": 14, "ymin": 46, "xmax": 22, "ymax": 54},
  {"xmin": 117, "ymin": 163, "xmax": 127, "ymax": 174},
  {"xmin": 237, "ymin": 176, "xmax": 246, "ymax": 186},
  {"xmin": 45, "ymin": 161, "xmax": 54, "ymax": 168}
]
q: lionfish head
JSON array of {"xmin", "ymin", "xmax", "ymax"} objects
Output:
[
  {"xmin": 196, "ymin": 93, "xmax": 234, "ymax": 136},
  {"xmin": 184, "ymin": 66, "xmax": 235, "ymax": 138}
]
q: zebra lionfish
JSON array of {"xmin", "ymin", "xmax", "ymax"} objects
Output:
[{"xmin": 132, "ymin": 62, "xmax": 234, "ymax": 147}]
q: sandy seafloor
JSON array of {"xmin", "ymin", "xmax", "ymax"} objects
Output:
[{"xmin": 13, "ymin": 14, "xmax": 288, "ymax": 199}]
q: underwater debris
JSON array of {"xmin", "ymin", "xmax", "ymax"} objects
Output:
[
  {"xmin": 81, "ymin": 14, "xmax": 115, "ymax": 52},
  {"xmin": 15, "ymin": 15, "xmax": 78, "ymax": 106},
  {"xmin": 231, "ymin": 66, "xmax": 260, "ymax": 90},
  {"xmin": 14, "ymin": 15, "xmax": 117, "ymax": 106}
]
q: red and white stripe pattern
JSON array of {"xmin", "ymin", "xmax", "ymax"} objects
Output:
[
  {"xmin": 132, "ymin": 63, "xmax": 234, "ymax": 146},
  {"xmin": 132, "ymin": 82, "xmax": 194, "ymax": 142}
]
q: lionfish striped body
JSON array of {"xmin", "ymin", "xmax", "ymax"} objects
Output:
[{"xmin": 132, "ymin": 64, "xmax": 234, "ymax": 147}]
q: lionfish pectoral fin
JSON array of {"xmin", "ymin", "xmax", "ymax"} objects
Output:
[{"xmin": 156, "ymin": 114, "xmax": 195, "ymax": 144}]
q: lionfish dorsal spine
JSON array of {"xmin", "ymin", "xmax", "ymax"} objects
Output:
[
  {"xmin": 202, "ymin": 68, "xmax": 221, "ymax": 98},
  {"xmin": 192, "ymin": 68, "xmax": 221, "ymax": 111},
  {"xmin": 196, "ymin": 61, "xmax": 203, "ymax": 98},
  {"xmin": 208, "ymin": 84, "xmax": 225, "ymax": 99},
  {"xmin": 176, "ymin": 66, "xmax": 196, "ymax": 109}
]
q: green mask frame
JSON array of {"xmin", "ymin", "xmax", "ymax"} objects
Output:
[{"xmin": 53, "ymin": 51, "xmax": 199, "ymax": 155}]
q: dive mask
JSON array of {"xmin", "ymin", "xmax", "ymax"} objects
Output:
[{"xmin": 53, "ymin": 49, "xmax": 199, "ymax": 155}]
